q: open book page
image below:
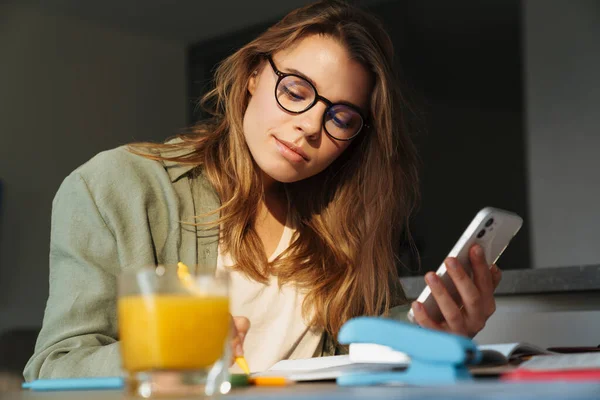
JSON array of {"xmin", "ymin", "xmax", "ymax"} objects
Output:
[
  {"xmin": 478, "ymin": 343, "xmax": 554, "ymax": 365},
  {"xmin": 253, "ymin": 353, "xmax": 407, "ymax": 381},
  {"xmin": 258, "ymin": 355, "xmax": 351, "ymax": 372},
  {"xmin": 519, "ymin": 352, "xmax": 600, "ymax": 371}
]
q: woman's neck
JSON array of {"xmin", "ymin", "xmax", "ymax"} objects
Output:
[
  {"xmin": 260, "ymin": 178, "xmax": 287, "ymax": 224},
  {"xmin": 260, "ymin": 170, "xmax": 286, "ymax": 211},
  {"xmin": 255, "ymin": 172, "xmax": 288, "ymax": 257}
]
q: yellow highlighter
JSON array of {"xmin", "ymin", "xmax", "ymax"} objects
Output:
[
  {"xmin": 177, "ymin": 262, "xmax": 194, "ymax": 287},
  {"xmin": 235, "ymin": 357, "xmax": 251, "ymax": 375}
]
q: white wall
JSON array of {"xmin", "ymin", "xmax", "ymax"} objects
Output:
[
  {"xmin": 0, "ymin": 4, "xmax": 186, "ymax": 333},
  {"xmin": 525, "ymin": 0, "xmax": 600, "ymax": 268}
]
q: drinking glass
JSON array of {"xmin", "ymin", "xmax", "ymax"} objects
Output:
[{"xmin": 118, "ymin": 264, "xmax": 230, "ymax": 398}]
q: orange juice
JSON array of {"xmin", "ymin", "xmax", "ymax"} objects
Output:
[{"xmin": 118, "ymin": 295, "xmax": 230, "ymax": 372}]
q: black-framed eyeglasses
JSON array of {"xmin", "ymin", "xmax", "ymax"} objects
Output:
[{"xmin": 267, "ymin": 56, "xmax": 368, "ymax": 141}]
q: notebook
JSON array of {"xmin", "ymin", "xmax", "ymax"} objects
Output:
[{"xmin": 254, "ymin": 342, "xmax": 553, "ymax": 381}]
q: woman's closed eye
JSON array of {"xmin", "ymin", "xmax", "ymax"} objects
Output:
[
  {"xmin": 282, "ymin": 86, "xmax": 305, "ymax": 101},
  {"xmin": 280, "ymin": 84, "xmax": 309, "ymax": 102},
  {"xmin": 329, "ymin": 111, "xmax": 352, "ymax": 129}
]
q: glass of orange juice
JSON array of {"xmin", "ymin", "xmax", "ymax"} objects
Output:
[{"xmin": 118, "ymin": 264, "xmax": 230, "ymax": 398}]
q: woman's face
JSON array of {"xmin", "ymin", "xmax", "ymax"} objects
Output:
[{"xmin": 243, "ymin": 35, "xmax": 372, "ymax": 183}]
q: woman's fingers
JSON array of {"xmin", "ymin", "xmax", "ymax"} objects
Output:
[
  {"xmin": 230, "ymin": 316, "xmax": 251, "ymax": 358},
  {"xmin": 444, "ymin": 257, "xmax": 484, "ymax": 329},
  {"xmin": 414, "ymin": 249, "xmax": 502, "ymax": 338},
  {"xmin": 491, "ymin": 264, "xmax": 503, "ymax": 288},
  {"xmin": 423, "ymin": 271, "xmax": 468, "ymax": 336},
  {"xmin": 468, "ymin": 245, "xmax": 497, "ymax": 319},
  {"xmin": 470, "ymin": 245, "xmax": 494, "ymax": 296},
  {"xmin": 410, "ymin": 300, "xmax": 443, "ymax": 331},
  {"xmin": 233, "ymin": 316, "xmax": 251, "ymax": 341}
]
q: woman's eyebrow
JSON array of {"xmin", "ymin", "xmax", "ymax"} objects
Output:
[{"xmin": 281, "ymin": 66, "xmax": 319, "ymax": 90}]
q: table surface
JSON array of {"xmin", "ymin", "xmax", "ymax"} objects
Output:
[{"xmin": 11, "ymin": 381, "xmax": 600, "ymax": 400}]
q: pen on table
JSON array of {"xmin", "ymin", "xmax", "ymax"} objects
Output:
[
  {"xmin": 22, "ymin": 377, "xmax": 124, "ymax": 391},
  {"xmin": 229, "ymin": 374, "xmax": 250, "ymax": 388},
  {"xmin": 229, "ymin": 374, "xmax": 293, "ymax": 388},
  {"xmin": 249, "ymin": 376, "xmax": 294, "ymax": 386}
]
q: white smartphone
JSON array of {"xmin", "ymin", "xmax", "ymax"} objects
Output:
[{"xmin": 407, "ymin": 207, "xmax": 523, "ymax": 324}]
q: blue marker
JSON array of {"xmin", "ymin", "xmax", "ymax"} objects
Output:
[{"xmin": 22, "ymin": 377, "xmax": 124, "ymax": 391}]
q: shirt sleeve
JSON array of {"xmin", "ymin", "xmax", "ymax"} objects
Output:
[
  {"xmin": 387, "ymin": 303, "xmax": 412, "ymax": 323},
  {"xmin": 23, "ymin": 172, "xmax": 122, "ymax": 380}
]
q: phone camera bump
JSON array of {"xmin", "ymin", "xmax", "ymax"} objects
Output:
[
  {"xmin": 477, "ymin": 229, "xmax": 486, "ymax": 238},
  {"xmin": 485, "ymin": 218, "xmax": 494, "ymax": 227}
]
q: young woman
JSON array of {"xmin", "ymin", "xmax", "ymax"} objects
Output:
[{"xmin": 25, "ymin": 0, "xmax": 501, "ymax": 380}]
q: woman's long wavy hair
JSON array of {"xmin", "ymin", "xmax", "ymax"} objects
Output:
[{"xmin": 131, "ymin": 0, "xmax": 420, "ymax": 339}]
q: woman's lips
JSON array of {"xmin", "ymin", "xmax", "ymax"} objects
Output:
[{"xmin": 274, "ymin": 137, "xmax": 310, "ymax": 163}]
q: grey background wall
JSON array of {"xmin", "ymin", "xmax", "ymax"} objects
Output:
[
  {"xmin": 525, "ymin": 0, "xmax": 600, "ymax": 268},
  {"xmin": 0, "ymin": 4, "xmax": 187, "ymax": 334}
]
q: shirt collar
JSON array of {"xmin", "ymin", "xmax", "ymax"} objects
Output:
[
  {"xmin": 163, "ymin": 159, "xmax": 196, "ymax": 182},
  {"xmin": 159, "ymin": 138, "xmax": 199, "ymax": 182}
]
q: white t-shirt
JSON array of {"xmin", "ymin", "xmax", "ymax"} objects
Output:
[{"xmin": 216, "ymin": 222, "xmax": 324, "ymax": 373}]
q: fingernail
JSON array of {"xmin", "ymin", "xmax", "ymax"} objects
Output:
[
  {"xmin": 236, "ymin": 344, "xmax": 243, "ymax": 357},
  {"xmin": 446, "ymin": 258, "xmax": 457, "ymax": 269},
  {"xmin": 412, "ymin": 301, "xmax": 422, "ymax": 311},
  {"xmin": 426, "ymin": 273, "xmax": 438, "ymax": 286}
]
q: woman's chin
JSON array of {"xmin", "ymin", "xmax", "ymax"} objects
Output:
[
  {"xmin": 261, "ymin": 167, "xmax": 309, "ymax": 184},
  {"xmin": 264, "ymin": 171, "xmax": 305, "ymax": 184},
  {"xmin": 253, "ymin": 158, "xmax": 309, "ymax": 184}
]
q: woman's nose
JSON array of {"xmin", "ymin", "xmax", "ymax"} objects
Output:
[{"xmin": 293, "ymin": 102, "xmax": 327, "ymax": 140}]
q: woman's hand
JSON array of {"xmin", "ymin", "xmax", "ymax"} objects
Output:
[
  {"xmin": 411, "ymin": 244, "xmax": 502, "ymax": 338},
  {"xmin": 230, "ymin": 316, "xmax": 250, "ymax": 366}
]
